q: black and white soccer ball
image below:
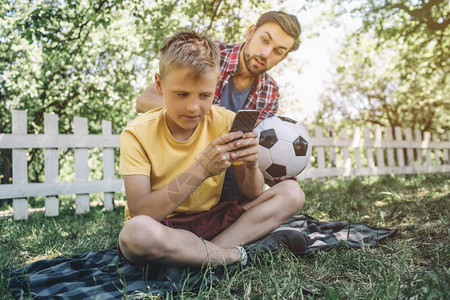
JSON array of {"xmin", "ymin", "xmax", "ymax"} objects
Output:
[{"xmin": 254, "ymin": 115, "xmax": 312, "ymax": 179}]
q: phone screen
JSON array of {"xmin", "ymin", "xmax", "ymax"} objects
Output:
[{"xmin": 229, "ymin": 110, "xmax": 260, "ymax": 133}]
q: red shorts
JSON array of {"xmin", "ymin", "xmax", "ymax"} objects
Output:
[
  {"xmin": 118, "ymin": 198, "xmax": 246, "ymax": 268},
  {"xmin": 162, "ymin": 197, "xmax": 246, "ymax": 240}
]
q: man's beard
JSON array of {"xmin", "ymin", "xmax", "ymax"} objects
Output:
[{"xmin": 242, "ymin": 44, "xmax": 268, "ymax": 77}]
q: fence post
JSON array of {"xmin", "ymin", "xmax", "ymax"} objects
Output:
[
  {"xmin": 44, "ymin": 113, "xmax": 60, "ymax": 216},
  {"xmin": 74, "ymin": 116, "xmax": 90, "ymax": 214},
  {"xmin": 364, "ymin": 127, "xmax": 375, "ymax": 168},
  {"xmin": 340, "ymin": 128, "xmax": 351, "ymax": 176},
  {"xmin": 385, "ymin": 127, "xmax": 395, "ymax": 168},
  {"xmin": 394, "ymin": 127, "xmax": 405, "ymax": 167},
  {"xmin": 443, "ymin": 133, "xmax": 449, "ymax": 164},
  {"xmin": 424, "ymin": 131, "xmax": 432, "ymax": 167},
  {"xmin": 315, "ymin": 126, "xmax": 325, "ymax": 170},
  {"xmin": 102, "ymin": 120, "xmax": 115, "ymax": 210},
  {"xmin": 433, "ymin": 134, "xmax": 441, "ymax": 166},
  {"xmin": 374, "ymin": 126, "xmax": 385, "ymax": 168},
  {"xmin": 327, "ymin": 126, "xmax": 336, "ymax": 168},
  {"xmin": 12, "ymin": 110, "xmax": 28, "ymax": 220},
  {"xmin": 353, "ymin": 127, "xmax": 362, "ymax": 169},
  {"xmin": 405, "ymin": 128, "xmax": 414, "ymax": 166},
  {"xmin": 414, "ymin": 130, "xmax": 423, "ymax": 167}
]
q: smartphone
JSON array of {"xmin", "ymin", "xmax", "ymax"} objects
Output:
[{"xmin": 229, "ymin": 110, "xmax": 260, "ymax": 134}]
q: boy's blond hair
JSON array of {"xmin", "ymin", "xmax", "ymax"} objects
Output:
[
  {"xmin": 256, "ymin": 11, "xmax": 301, "ymax": 52},
  {"xmin": 159, "ymin": 31, "xmax": 220, "ymax": 80}
]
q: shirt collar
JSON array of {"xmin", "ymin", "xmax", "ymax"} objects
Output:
[{"xmin": 226, "ymin": 43, "xmax": 243, "ymax": 74}]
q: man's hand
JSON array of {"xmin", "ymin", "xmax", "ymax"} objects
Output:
[
  {"xmin": 136, "ymin": 84, "xmax": 164, "ymax": 113},
  {"xmin": 265, "ymin": 175, "xmax": 298, "ymax": 187}
]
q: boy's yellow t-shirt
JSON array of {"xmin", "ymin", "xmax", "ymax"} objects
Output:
[{"xmin": 119, "ymin": 105, "xmax": 241, "ymax": 219}]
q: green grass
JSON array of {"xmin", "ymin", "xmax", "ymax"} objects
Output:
[{"xmin": 1, "ymin": 173, "xmax": 449, "ymax": 299}]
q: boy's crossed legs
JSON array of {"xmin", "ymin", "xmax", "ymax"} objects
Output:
[{"xmin": 118, "ymin": 180, "xmax": 305, "ymax": 268}]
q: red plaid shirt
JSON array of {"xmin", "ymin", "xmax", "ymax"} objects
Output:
[{"xmin": 213, "ymin": 42, "xmax": 280, "ymax": 119}]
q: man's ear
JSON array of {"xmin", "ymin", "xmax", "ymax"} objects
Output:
[
  {"xmin": 245, "ymin": 25, "xmax": 256, "ymax": 41},
  {"xmin": 154, "ymin": 73, "xmax": 163, "ymax": 95}
]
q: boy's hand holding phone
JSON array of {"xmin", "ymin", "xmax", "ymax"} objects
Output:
[
  {"xmin": 197, "ymin": 110, "xmax": 261, "ymax": 178},
  {"xmin": 228, "ymin": 110, "xmax": 260, "ymax": 169},
  {"xmin": 197, "ymin": 131, "xmax": 244, "ymax": 178},
  {"xmin": 229, "ymin": 130, "xmax": 260, "ymax": 169}
]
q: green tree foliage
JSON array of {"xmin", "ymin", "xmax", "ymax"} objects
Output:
[
  {"xmin": 0, "ymin": 0, "xmax": 275, "ymax": 184},
  {"xmin": 311, "ymin": 0, "xmax": 449, "ymax": 134}
]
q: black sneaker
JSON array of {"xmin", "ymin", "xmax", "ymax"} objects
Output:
[
  {"xmin": 156, "ymin": 264, "xmax": 233, "ymax": 285},
  {"xmin": 271, "ymin": 227, "xmax": 309, "ymax": 255},
  {"xmin": 156, "ymin": 265, "xmax": 186, "ymax": 282},
  {"xmin": 244, "ymin": 227, "xmax": 309, "ymax": 259}
]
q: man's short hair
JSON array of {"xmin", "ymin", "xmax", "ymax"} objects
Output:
[
  {"xmin": 159, "ymin": 31, "xmax": 220, "ymax": 80},
  {"xmin": 256, "ymin": 11, "xmax": 301, "ymax": 52}
]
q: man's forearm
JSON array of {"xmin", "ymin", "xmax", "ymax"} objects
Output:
[{"xmin": 135, "ymin": 84, "xmax": 164, "ymax": 113}]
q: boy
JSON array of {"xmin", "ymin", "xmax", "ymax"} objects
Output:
[{"xmin": 118, "ymin": 31, "xmax": 305, "ymax": 270}]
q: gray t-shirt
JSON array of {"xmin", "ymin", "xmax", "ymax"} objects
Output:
[{"xmin": 220, "ymin": 77, "xmax": 254, "ymax": 112}]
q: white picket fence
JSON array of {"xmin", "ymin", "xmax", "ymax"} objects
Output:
[
  {"xmin": 0, "ymin": 110, "xmax": 449, "ymax": 220},
  {"xmin": 298, "ymin": 125, "xmax": 450, "ymax": 179},
  {"xmin": 0, "ymin": 110, "xmax": 122, "ymax": 220}
]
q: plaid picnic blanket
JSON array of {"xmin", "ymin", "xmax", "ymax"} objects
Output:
[{"xmin": 3, "ymin": 214, "xmax": 396, "ymax": 299}]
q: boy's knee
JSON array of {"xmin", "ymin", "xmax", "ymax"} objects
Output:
[{"xmin": 119, "ymin": 215, "xmax": 164, "ymax": 260}]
